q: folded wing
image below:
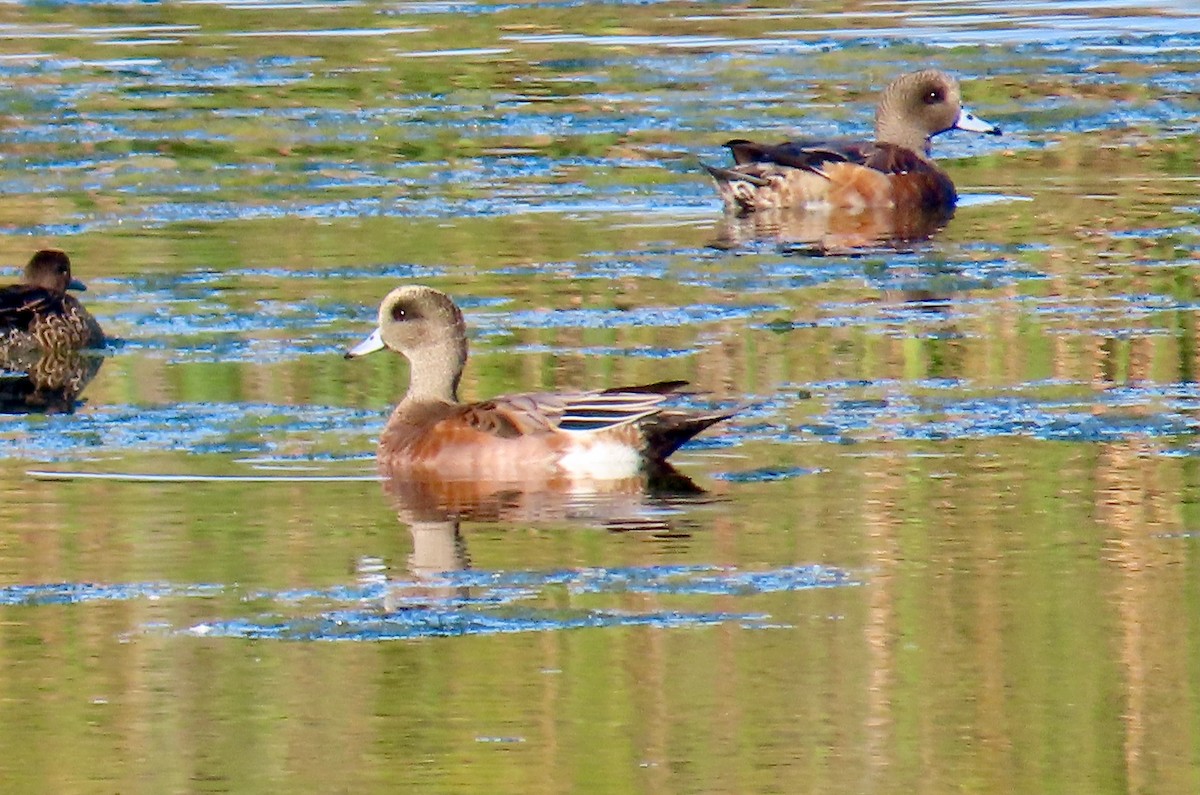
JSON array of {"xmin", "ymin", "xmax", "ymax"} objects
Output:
[{"xmin": 456, "ymin": 380, "xmax": 691, "ymax": 438}]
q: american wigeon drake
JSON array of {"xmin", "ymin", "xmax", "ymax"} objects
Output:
[
  {"xmin": 0, "ymin": 249, "xmax": 105, "ymax": 355},
  {"xmin": 345, "ymin": 285, "xmax": 736, "ymax": 480},
  {"xmin": 705, "ymin": 69, "xmax": 1001, "ymax": 213}
]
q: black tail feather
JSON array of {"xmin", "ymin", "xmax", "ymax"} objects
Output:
[
  {"xmin": 600, "ymin": 380, "xmax": 689, "ymax": 396},
  {"xmin": 642, "ymin": 409, "xmax": 737, "ymax": 461}
]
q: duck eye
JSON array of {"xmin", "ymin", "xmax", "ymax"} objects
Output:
[
  {"xmin": 391, "ymin": 303, "xmax": 414, "ymax": 322},
  {"xmin": 924, "ymin": 88, "xmax": 944, "ymax": 105}
]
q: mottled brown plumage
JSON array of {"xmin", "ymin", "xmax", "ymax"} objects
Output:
[
  {"xmin": 0, "ymin": 348, "xmax": 103, "ymax": 414},
  {"xmin": 345, "ymin": 285, "xmax": 735, "ymax": 480},
  {"xmin": 705, "ymin": 69, "xmax": 1001, "ymax": 213},
  {"xmin": 0, "ymin": 249, "xmax": 105, "ymax": 357}
]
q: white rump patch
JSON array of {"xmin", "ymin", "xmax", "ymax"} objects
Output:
[{"xmin": 557, "ymin": 439, "xmax": 642, "ymax": 480}]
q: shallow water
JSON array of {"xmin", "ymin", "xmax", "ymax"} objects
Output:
[{"xmin": 1, "ymin": 1, "xmax": 1199, "ymax": 793}]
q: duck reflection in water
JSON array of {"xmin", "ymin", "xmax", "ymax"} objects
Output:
[
  {"xmin": 359, "ymin": 467, "xmax": 723, "ymax": 612},
  {"xmin": 0, "ymin": 250, "xmax": 106, "ymax": 414},
  {"xmin": 708, "ymin": 203, "xmax": 955, "ymax": 255},
  {"xmin": 345, "ymin": 285, "xmax": 738, "ymax": 578},
  {"xmin": 383, "ymin": 460, "xmax": 716, "ymax": 587}
]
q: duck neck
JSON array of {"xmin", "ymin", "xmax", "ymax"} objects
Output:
[
  {"xmin": 875, "ymin": 105, "xmax": 932, "ymax": 159},
  {"xmin": 402, "ymin": 337, "xmax": 467, "ymax": 405}
]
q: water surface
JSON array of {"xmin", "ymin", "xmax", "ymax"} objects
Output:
[{"xmin": 1, "ymin": 1, "xmax": 1199, "ymax": 793}]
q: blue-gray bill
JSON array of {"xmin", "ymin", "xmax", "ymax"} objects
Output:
[
  {"xmin": 345, "ymin": 327, "xmax": 385, "ymax": 359},
  {"xmin": 954, "ymin": 107, "xmax": 1001, "ymax": 136}
]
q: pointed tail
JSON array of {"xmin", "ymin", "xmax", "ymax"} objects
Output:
[{"xmin": 642, "ymin": 408, "xmax": 738, "ymax": 461}]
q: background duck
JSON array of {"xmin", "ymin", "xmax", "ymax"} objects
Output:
[
  {"xmin": 345, "ymin": 285, "xmax": 736, "ymax": 482},
  {"xmin": 704, "ymin": 69, "xmax": 1001, "ymax": 213},
  {"xmin": 0, "ymin": 249, "xmax": 105, "ymax": 356}
]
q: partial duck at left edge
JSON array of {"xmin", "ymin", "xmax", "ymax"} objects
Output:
[{"xmin": 0, "ymin": 249, "xmax": 105, "ymax": 354}]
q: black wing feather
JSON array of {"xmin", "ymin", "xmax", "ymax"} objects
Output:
[
  {"xmin": 0, "ymin": 286, "xmax": 58, "ymax": 332},
  {"xmin": 725, "ymin": 138, "xmax": 932, "ymax": 177}
]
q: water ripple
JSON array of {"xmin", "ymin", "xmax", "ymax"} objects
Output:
[{"xmin": 185, "ymin": 562, "xmax": 853, "ymax": 641}]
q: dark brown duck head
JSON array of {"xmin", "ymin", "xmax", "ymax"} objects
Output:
[
  {"xmin": 875, "ymin": 69, "xmax": 1001, "ymax": 157},
  {"xmin": 344, "ymin": 285, "xmax": 469, "ymax": 404},
  {"xmin": 24, "ymin": 249, "xmax": 86, "ymax": 294}
]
